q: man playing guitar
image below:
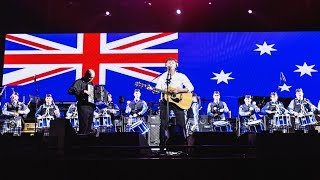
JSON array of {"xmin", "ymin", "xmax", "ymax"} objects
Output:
[{"xmin": 146, "ymin": 57, "xmax": 194, "ymax": 149}]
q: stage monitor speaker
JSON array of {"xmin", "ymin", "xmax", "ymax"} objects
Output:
[
  {"xmin": 187, "ymin": 132, "xmax": 237, "ymax": 157},
  {"xmin": 198, "ymin": 115, "xmax": 213, "ymax": 132},
  {"xmin": 188, "ymin": 132, "xmax": 237, "ymax": 146},
  {"xmin": 97, "ymin": 132, "xmax": 151, "ymax": 157},
  {"xmin": 256, "ymin": 133, "xmax": 320, "ymax": 160},
  {"xmin": 49, "ymin": 118, "xmax": 76, "ymax": 137},
  {"xmin": 49, "ymin": 118, "xmax": 77, "ymax": 149}
]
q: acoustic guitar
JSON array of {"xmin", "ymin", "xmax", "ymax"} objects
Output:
[{"xmin": 134, "ymin": 82, "xmax": 193, "ymax": 110}]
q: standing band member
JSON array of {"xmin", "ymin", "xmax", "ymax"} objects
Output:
[
  {"xmin": 68, "ymin": 69, "xmax": 96, "ymax": 135},
  {"xmin": 125, "ymin": 89, "xmax": 148, "ymax": 134}
]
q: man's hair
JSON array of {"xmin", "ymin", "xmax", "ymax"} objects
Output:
[
  {"xmin": 270, "ymin": 92, "xmax": 277, "ymax": 96},
  {"xmin": 166, "ymin": 57, "xmax": 178, "ymax": 68}
]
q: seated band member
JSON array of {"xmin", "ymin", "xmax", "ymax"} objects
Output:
[
  {"xmin": 238, "ymin": 95, "xmax": 261, "ymax": 134},
  {"xmin": 35, "ymin": 94, "xmax": 61, "ymax": 136},
  {"xmin": 207, "ymin": 91, "xmax": 231, "ymax": 132},
  {"xmin": 1, "ymin": 92, "xmax": 30, "ymax": 136},
  {"xmin": 66, "ymin": 102, "xmax": 79, "ymax": 131},
  {"xmin": 66, "ymin": 102, "xmax": 77, "ymax": 118},
  {"xmin": 103, "ymin": 93, "xmax": 120, "ymax": 120},
  {"xmin": 261, "ymin": 92, "xmax": 289, "ymax": 132},
  {"xmin": 288, "ymin": 88, "xmax": 317, "ymax": 132},
  {"xmin": 207, "ymin": 91, "xmax": 230, "ymax": 122},
  {"xmin": 125, "ymin": 89, "xmax": 148, "ymax": 126},
  {"xmin": 93, "ymin": 93, "xmax": 120, "ymax": 133}
]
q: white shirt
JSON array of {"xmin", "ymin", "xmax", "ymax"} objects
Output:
[{"xmin": 155, "ymin": 72, "xmax": 194, "ymax": 92}]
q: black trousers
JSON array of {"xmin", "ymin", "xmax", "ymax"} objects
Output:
[
  {"xmin": 159, "ymin": 100, "xmax": 186, "ymax": 146},
  {"xmin": 77, "ymin": 104, "xmax": 94, "ymax": 135}
]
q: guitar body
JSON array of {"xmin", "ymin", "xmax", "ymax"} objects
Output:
[
  {"xmin": 163, "ymin": 91, "xmax": 193, "ymax": 110},
  {"xmin": 135, "ymin": 82, "xmax": 193, "ymax": 110}
]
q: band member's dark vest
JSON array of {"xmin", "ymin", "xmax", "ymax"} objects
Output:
[
  {"xmin": 264, "ymin": 101, "xmax": 286, "ymax": 119},
  {"xmin": 240, "ymin": 104, "xmax": 256, "ymax": 118},
  {"xmin": 128, "ymin": 100, "xmax": 144, "ymax": 116},
  {"xmin": 38, "ymin": 104, "xmax": 57, "ymax": 117},
  {"xmin": 210, "ymin": 101, "xmax": 224, "ymax": 115},
  {"xmin": 4, "ymin": 102, "xmax": 26, "ymax": 120},
  {"xmin": 210, "ymin": 101, "xmax": 226, "ymax": 121},
  {"xmin": 292, "ymin": 99, "xmax": 311, "ymax": 113}
]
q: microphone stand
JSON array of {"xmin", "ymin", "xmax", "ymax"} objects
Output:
[
  {"xmin": 34, "ymin": 75, "xmax": 39, "ymax": 134},
  {"xmin": 165, "ymin": 68, "xmax": 171, "ymax": 144},
  {"xmin": 119, "ymin": 96, "xmax": 125, "ymax": 132},
  {"xmin": 0, "ymin": 86, "xmax": 7, "ymax": 107}
]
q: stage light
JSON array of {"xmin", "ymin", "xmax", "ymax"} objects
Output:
[
  {"xmin": 144, "ymin": 1, "xmax": 152, "ymax": 6},
  {"xmin": 176, "ymin": 9, "xmax": 181, "ymax": 15},
  {"xmin": 105, "ymin": 11, "xmax": 111, "ymax": 16},
  {"xmin": 209, "ymin": 2, "xmax": 212, "ymax": 5},
  {"xmin": 248, "ymin": 9, "xmax": 253, "ymax": 14}
]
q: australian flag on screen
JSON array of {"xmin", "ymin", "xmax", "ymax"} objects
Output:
[{"xmin": 2, "ymin": 32, "xmax": 320, "ymax": 117}]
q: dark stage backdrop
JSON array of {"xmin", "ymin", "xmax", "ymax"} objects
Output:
[{"xmin": 1, "ymin": 32, "xmax": 320, "ymax": 117}]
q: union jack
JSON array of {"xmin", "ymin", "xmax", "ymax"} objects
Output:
[{"xmin": 3, "ymin": 33, "xmax": 178, "ymax": 86}]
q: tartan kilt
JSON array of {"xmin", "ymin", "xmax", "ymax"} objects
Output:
[{"xmin": 1, "ymin": 119, "xmax": 22, "ymax": 136}]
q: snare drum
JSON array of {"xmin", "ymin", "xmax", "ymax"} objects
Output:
[
  {"xmin": 212, "ymin": 120, "xmax": 232, "ymax": 132},
  {"xmin": 299, "ymin": 113, "xmax": 317, "ymax": 126},
  {"xmin": 101, "ymin": 113, "xmax": 112, "ymax": 127},
  {"xmin": 37, "ymin": 116, "xmax": 54, "ymax": 128},
  {"xmin": 129, "ymin": 120, "xmax": 149, "ymax": 135},
  {"xmin": 247, "ymin": 119, "xmax": 264, "ymax": 133},
  {"xmin": 274, "ymin": 114, "xmax": 291, "ymax": 127},
  {"xmin": 127, "ymin": 116, "xmax": 144, "ymax": 126}
]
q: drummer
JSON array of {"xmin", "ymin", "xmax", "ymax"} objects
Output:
[
  {"xmin": 93, "ymin": 93, "xmax": 120, "ymax": 133},
  {"xmin": 288, "ymin": 88, "xmax": 317, "ymax": 132},
  {"xmin": 35, "ymin": 94, "xmax": 61, "ymax": 136},
  {"xmin": 238, "ymin": 95, "xmax": 261, "ymax": 134},
  {"xmin": 65, "ymin": 101, "xmax": 78, "ymax": 132},
  {"xmin": 103, "ymin": 93, "xmax": 120, "ymax": 121},
  {"xmin": 207, "ymin": 91, "xmax": 230, "ymax": 121},
  {"xmin": 261, "ymin": 92, "xmax": 289, "ymax": 132},
  {"xmin": 125, "ymin": 89, "xmax": 148, "ymax": 127}
]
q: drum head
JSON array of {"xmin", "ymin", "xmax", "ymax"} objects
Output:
[
  {"xmin": 213, "ymin": 121, "xmax": 228, "ymax": 126},
  {"xmin": 248, "ymin": 119, "xmax": 262, "ymax": 125}
]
